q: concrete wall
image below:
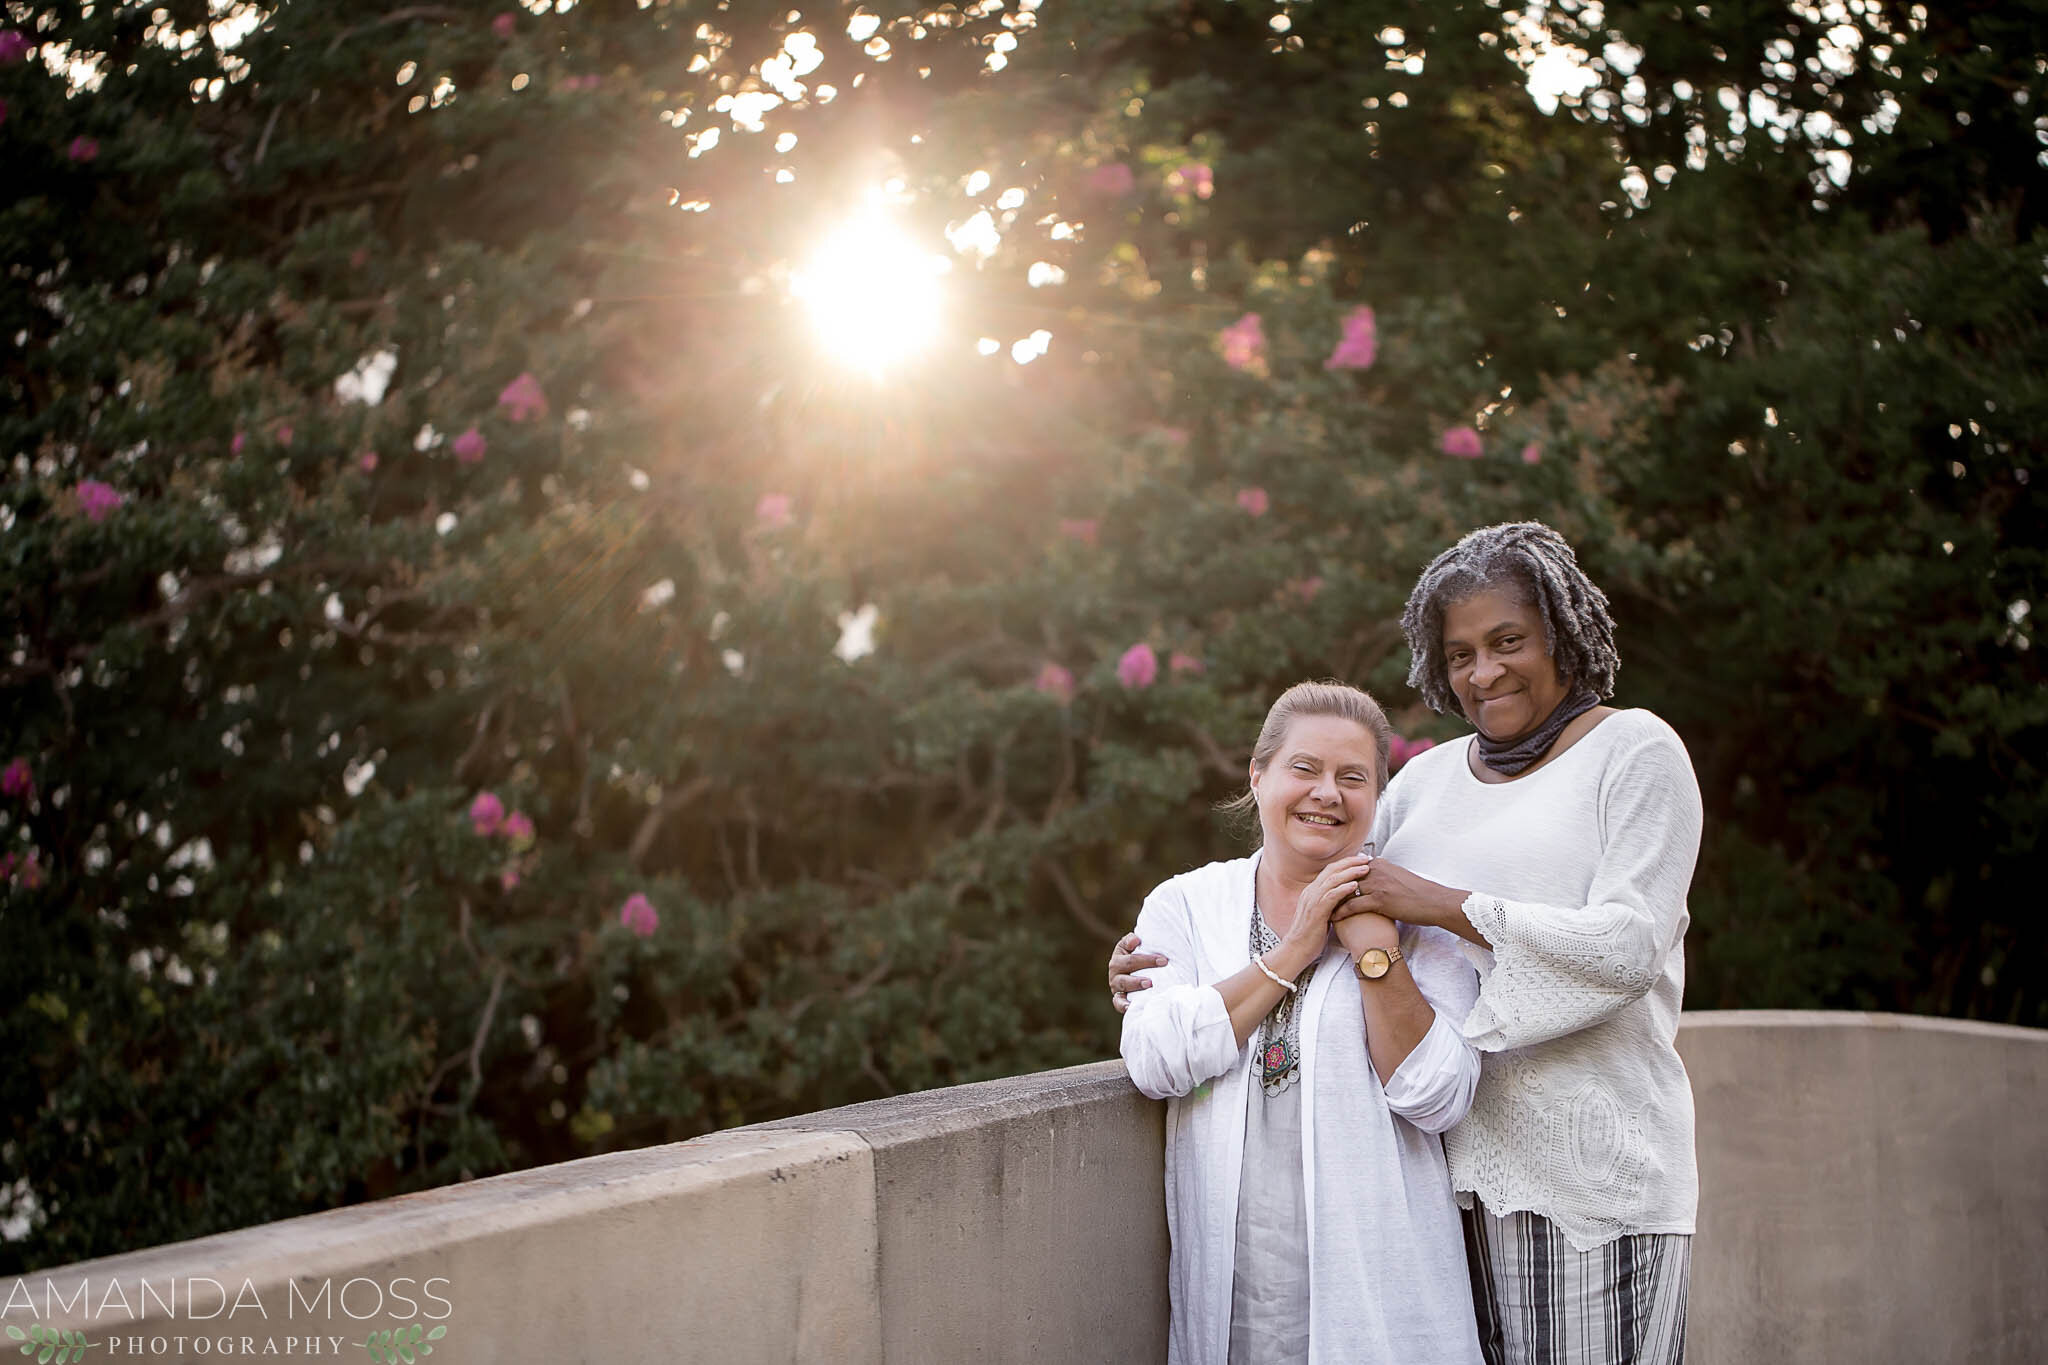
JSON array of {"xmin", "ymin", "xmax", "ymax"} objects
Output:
[
  {"xmin": 4, "ymin": 1127, "xmax": 884, "ymax": 1364},
  {"xmin": 1676, "ymin": 1011, "xmax": 2048, "ymax": 1365},
  {"xmin": 758, "ymin": 1061, "xmax": 1168, "ymax": 1362},
  {"xmin": 5, "ymin": 1013, "xmax": 2043, "ymax": 1364}
]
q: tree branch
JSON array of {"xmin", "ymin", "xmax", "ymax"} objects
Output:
[
  {"xmin": 1039, "ymin": 859, "xmax": 1122, "ymax": 942},
  {"xmin": 325, "ymin": 7, "xmax": 470, "ymax": 56},
  {"xmin": 467, "ymin": 966, "xmax": 508, "ymax": 1098},
  {"xmin": 1180, "ymin": 719, "xmax": 1246, "ymax": 781},
  {"xmin": 627, "ymin": 776, "xmax": 714, "ymax": 869}
]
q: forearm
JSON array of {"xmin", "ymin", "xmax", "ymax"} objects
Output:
[
  {"xmin": 1397, "ymin": 880, "xmax": 1487, "ymax": 946},
  {"xmin": 1334, "ymin": 914, "xmax": 1441, "ymax": 1080},
  {"xmin": 1220, "ymin": 932, "xmax": 1323, "ymax": 1047},
  {"xmin": 1355, "ymin": 962, "xmax": 1439, "ymax": 1082}
]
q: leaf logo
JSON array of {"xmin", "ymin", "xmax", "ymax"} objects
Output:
[
  {"xmin": 6, "ymin": 1324, "xmax": 97, "ymax": 1363},
  {"xmin": 361, "ymin": 1322, "xmax": 448, "ymax": 1363}
]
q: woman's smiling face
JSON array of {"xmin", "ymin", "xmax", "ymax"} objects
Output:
[
  {"xmin": 1441, "ymin": 586, "xmax": 1570, "ymax": 743},
  {"xmin": 1251, "ymin": 713, "xmax": 1382, "ymax": 871}
]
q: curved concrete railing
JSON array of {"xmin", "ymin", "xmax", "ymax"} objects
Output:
[{"xmin": 4, "ymin": 1012, "xmax": 2043, "ymax": 1363}]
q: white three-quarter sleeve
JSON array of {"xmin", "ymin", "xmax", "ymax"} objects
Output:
[
  {"xmin": 1381, "ymin": 925, "xmax": 1482, "ymax": 1133},
  {"xmin": 1118, "ymin": 885, "xmax": 1239, "ymax": 1100},
  {"xmin": 1458, "ymin": 732, "xmax": 1703, "ymax": 1052}
]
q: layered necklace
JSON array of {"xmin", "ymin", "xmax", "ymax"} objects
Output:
[{"xmin": 1249, "ymin": 891, "xmax": 1320, "ymax": 1098}]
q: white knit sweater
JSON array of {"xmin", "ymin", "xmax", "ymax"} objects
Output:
[{"xmin": 1373, "ymin": 709, "xmax": 1704, "ymax": 1251}]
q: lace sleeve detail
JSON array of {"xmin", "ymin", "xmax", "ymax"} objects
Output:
[{"xmin": 1457, "ymin": 734, "xmax": 1703, "ymax": 1052}]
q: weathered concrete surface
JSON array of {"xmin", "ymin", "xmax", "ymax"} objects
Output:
[
  {"xmin": 1678, "ymin": 1011, "xmax": 2048, "ymax": 1365},
  {"xmin": 760, "ymin": 1059, "xmax": 1170, "ymax": 1364},
  {"xmin": 5, "ymin": 1128, "xmax": 880, "ymax": 1364},
  {"xmin": 9, "ymin": 1014, "xmax": 2044, "ymax": 1364}
]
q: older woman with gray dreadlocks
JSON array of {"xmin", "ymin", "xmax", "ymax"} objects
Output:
[{"xmin": 1110, "ymin": 522, "xmax": 1704, "ymax": 1365}]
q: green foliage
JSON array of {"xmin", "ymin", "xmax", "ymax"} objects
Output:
[
  {"xmin": 1, "ymin": 0, "xmax": 2040, "ymax": 1273},
  {"xmin": 5, "ymin": 1324, "xmax": 94, "ymax": 1363},
  {"xmin": 362, "ymin": 1323, "xmax": 447, "ymax": 1364}
]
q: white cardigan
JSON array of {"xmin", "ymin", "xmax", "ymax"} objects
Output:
[
  {"xmin": 1375, "ymin": 709, "xmax": 1704, "ymax": 1251},
  {"xmin": 1120, "ymin": 853, "xmax": 1486, "ymax": 1365}
]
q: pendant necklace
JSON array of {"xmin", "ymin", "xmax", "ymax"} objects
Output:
[{"xmin": 1249, "ymin": 892, "xmax": 1319, "ymax": 1098}]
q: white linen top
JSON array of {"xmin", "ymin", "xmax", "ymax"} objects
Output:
[
  {"xmin": 1373, "ymin": 708, "xmax": 1704, "ymax": 1251},
  {"xmin": 1120, "ymin": 852, "xmax": 1487, "ymax": 1365}
]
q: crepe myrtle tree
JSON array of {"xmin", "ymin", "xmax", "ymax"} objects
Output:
[
  {"xmin": 3, "ymin": 0, "xmax": 2044, "ymax": 1272},
  {"xmin": 0, "ymin": 0, "xmax": 1079, "ymax": 1270}
]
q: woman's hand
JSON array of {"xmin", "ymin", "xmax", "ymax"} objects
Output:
[
  {"xmin": 1275, "ymin": 853, "xmax": 1376, "ymax": 956},
  {"xmin": 1331, "ymin": 855, "xmax": 1469, "ymax": 930},
  {"xmin": 1108, "ymin": 931, "xmax": 1169, "ymax": 1014}
]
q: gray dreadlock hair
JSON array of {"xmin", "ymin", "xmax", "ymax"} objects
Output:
[{"xmin": 1399, "ymin": 522, "xmax": 1620, "ymax": 718}]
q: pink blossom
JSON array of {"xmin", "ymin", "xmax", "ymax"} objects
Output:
[
  {"xmin": 1116, "ymin": 642, "xmax": 1159, "ymax": 690},
  {"xmin": 0, "ymin": 31, "xmax": 32, "ymax": 64},
  {"xmin": 231, "ymin": 431, "xmax": 246, "ymax": 455},
  {"xmin": 1219, "ymin": 313, "xmax": 1265, "ymax": 372},
  {"xmin": 358, "ymin": 451, "xmax": 379, "ymax": 473},
  {"xmin": 75, "ymin": 479, "xmax": 124, "ymax": 522},
  {"xmin": 469, "ymin": 791, "xmax": 505, "ymax": 836},
  {"xmin": 14, "ymin": 854, "xmax": 42, "ymax": 890},
  {"xmin": 500, "ymin": 867, "xmax": 521, "ymax": 891},
  {"xmin": 1057, "ymin": 517, "xmax": 1099, "ymax": 546},
  {"xmin": 1087, "ymin": 162, "xmax": 1135, "ymax": 196},
  {"xmin": 274, "ymin": 422, "xmax": 295, "ymax": 447},
  {"xmin": 1154, "ymin": 426, "xmax": 1190, "ymax": 446},
  {"xmin": 1169, "ymin": 651, "xmax": 1205, "ymax": 677},
  {"xmin": 1235, "ymin": 487, "xmax": 1269, "ymax": 518},
  {"xmin": 1169, "ymin": 163, "xmax": 1213, "ymax": 199},
  {"xmin": 502, "ymin": 810, "xmax": 535, "ymax": 847},
  {"xmin": 1388, "ymin": 735, "xmax": 1437, "ymax": 771},
  {"xmin": 1439, "ymin": 425, "xmax": 1483, "ymax": 459},
  {"xmin": 755, "ymin": 492, "xmax": 793, "ymax": 528},
  {"xmin": 1285, "ymin": 576, "xmax": 1325, "ymax": 604},
  {"xmin": 1034, "ymin": 661, "xmax": 1076, "ymax": 704},
  {"xmin": 497, "ymin": 372, "xmax": 548, "ymax": 422},
  {"xmin": 452, "ymin": 426, "xmax": 487, "ymax": 464},
  {"xmin": 1324, "ymin": 305, "xmax": 1378, "ymax": 371},
  {"xmin": 1521, "ymin": 441, "xmax": 1543, "ymax": 465},
  {"xmin": 68, "ymin": 136, "xmax": 99, "ymax": 163},
  {"xmin": 491, "ymin": 12, "xmax": 516, "ymax": 37},
  {"xmin": 618, "ymin": 892, "xmax": 659, "ymax": 938},
  {"xmin": 1, "ymin": 758, "xmax": 31, "ymax": 799}
]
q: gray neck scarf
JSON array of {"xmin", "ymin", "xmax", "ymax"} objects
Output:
[{"xmin": 1474, "ymin": 685, "xmax": 1601, "ymax": 776}]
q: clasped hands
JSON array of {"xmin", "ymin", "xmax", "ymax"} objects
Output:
[{"xmin": 1110, "ymin": 854, "xmax": 1459, "ymax": 1012}]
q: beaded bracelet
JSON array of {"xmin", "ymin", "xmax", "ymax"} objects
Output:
[{"xmin": 1252, "ymin": 954, "xmax": 1297, "ymax": 994}]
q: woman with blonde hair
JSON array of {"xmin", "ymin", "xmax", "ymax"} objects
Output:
[{"xmin": 1120, "ymin": 679, "xmax": 1485, "ymax": 1364}]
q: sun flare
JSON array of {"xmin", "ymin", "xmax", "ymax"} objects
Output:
[{"xmin": 790, "ymin": 216, "xmax": 947, "ymax": 375}]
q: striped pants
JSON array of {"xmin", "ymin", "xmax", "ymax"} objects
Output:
[{"xmin": 1462, "ymin": 1204, "xmax": 1692, "ymax": 1365}]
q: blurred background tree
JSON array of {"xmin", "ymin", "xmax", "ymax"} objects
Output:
[{"xmin": 2, "ymin": 0, "xmax": 2040, "ymax": 1271}]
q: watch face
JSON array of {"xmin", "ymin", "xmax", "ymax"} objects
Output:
[{"xmin": 1358, "ymin": 948, "xmax": 1391, "ymax": 980}]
